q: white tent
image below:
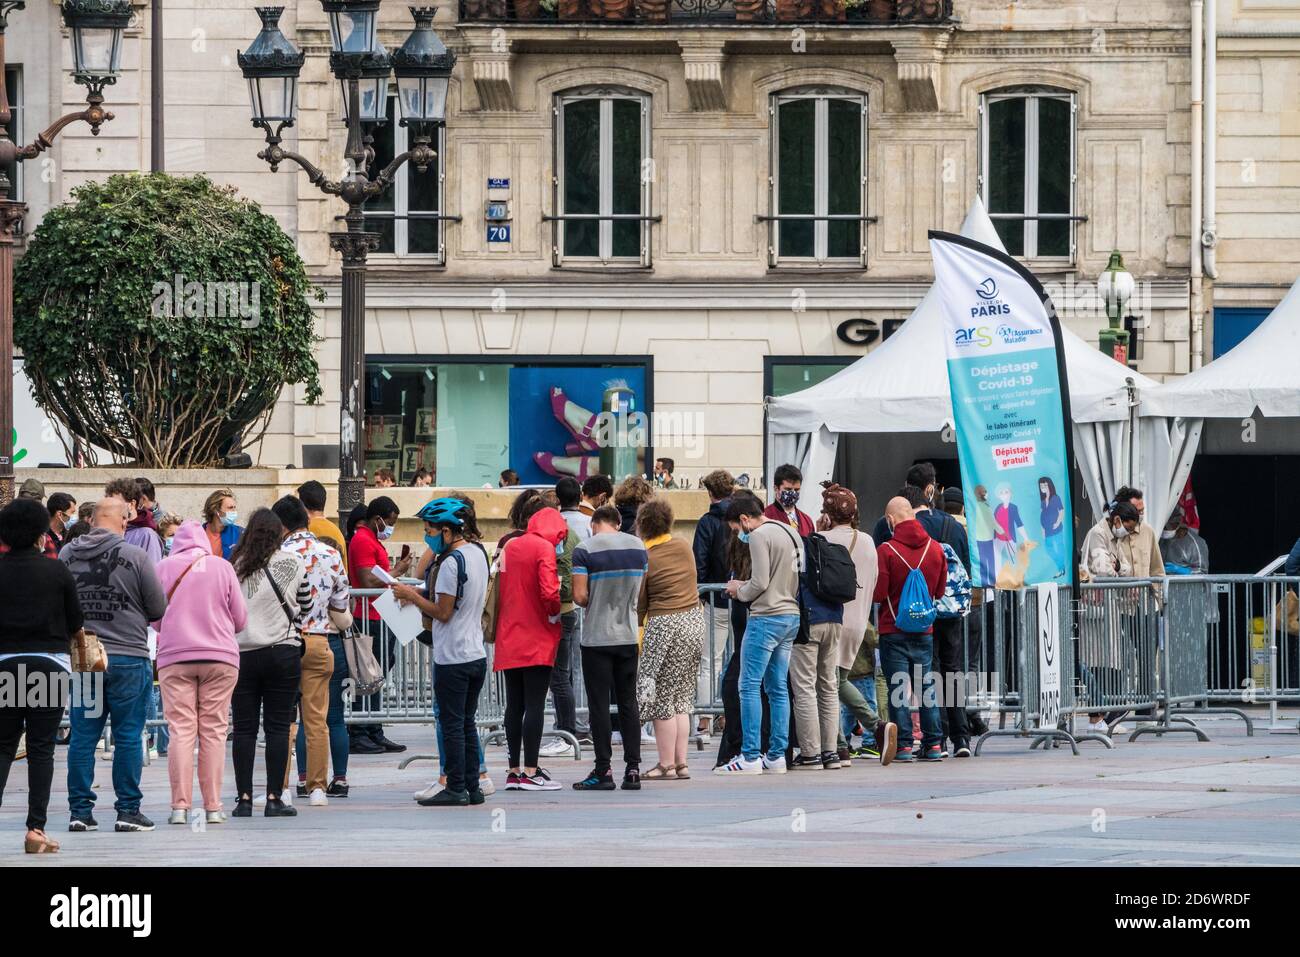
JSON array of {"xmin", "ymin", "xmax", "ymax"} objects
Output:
[
  {"xmin": 767, "ymin": 198, "xmax": 1167, "ymax": 524},
  {"xmin": 1142, "ymin": 277, "xmax": 1300, "ymax": 420},
  {"xmin": 1133, "ymin": 276, "xmax": 1300, "ymax": 532}
]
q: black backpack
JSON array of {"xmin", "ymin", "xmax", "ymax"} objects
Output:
[{"xmin": 803, "ymin": 532, "xmax": 858, "ymax": 604}]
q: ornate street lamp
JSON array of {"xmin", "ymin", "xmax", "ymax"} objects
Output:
[
  {"xmin": 241, "ymin": 5, "xmax": 454, "ymax": 522},
  {"xmin": 1096, "ymin": 250, "xmax": 1135, "ymax": 364},
  {"xmin": 0, "ymin": 0, "xmax": 128, "ymax": 503}
]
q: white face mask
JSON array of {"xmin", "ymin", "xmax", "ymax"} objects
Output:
[
  {"xmin": 1113, "ymin": 526, "xmax": 1130, "ymax": 539},
  {"xmin": 377, "ymin": 519, "xmax": 394, "ymax": 541},
  {"xmin": 1160, "ymin": 529, "xmax": 1177, "ymax": 540}
]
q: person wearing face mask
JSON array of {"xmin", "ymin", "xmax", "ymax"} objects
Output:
[
  {"xmin": 347, "ymin": 496, "xmax": 412, "ymax": 755},
  {"xmin": 202, "ymin": 488, "xmax": 243, "ymax": 560},
  {"xmin": 715, "ymin": 494, "xmax": 803, "ymax": 775},
  {"xmin": 45, "ymin": 493, "xmax": 78, "ymax": 553},
  {"xmin": 1078, "ymin": 502, "xmax": 1141, "ymax": 733},
  {"xmin": 1159, "ymin": 506, "xmax": 1208, "ymax": 575},
  {"xmin": 1111, "ymin": 486, "xmax": 1166, "ymax": 580},
  {"xmin": 762, "ymin": 464, "xmax": 815, "ymax": 537}
]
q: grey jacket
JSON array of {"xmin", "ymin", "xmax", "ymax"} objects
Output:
[{"xmin": 59, "ymin": 527, "xmax": 168, "ymax": 658}]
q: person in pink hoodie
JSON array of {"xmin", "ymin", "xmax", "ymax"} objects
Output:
[{"xmin": 155, "ymin": 520, "xmax": 247, "ymax": 825}]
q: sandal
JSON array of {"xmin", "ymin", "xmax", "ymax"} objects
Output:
[
  {"xmin": 24, "ymin": 830, "xmax": 59, "ymax": 854},
  {"xmin": 641, "ymin": 763, "xmax": 678, "ymax": 781},
  {"xmin": 674, "ymin": 763, "xmax": 691, "ymax": 780}
]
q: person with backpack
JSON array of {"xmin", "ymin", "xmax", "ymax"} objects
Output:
[
  {"xmin": 789, "ymin": 494, "xmax": 860, "ymax": 770},
  {"xmin": 714, "ymin": 495, "xmax": 803, "ymax": 776},
  {"xmin": 816, "ymin": 483, "xmax": 895, "ymax": 765},
  {"xmin": 873, "ymin": 496, "xmax": 947, "ymax": 763},
  {"xmin": 392, "ymin": 498, "xmax": 492, "ymax": 807}
]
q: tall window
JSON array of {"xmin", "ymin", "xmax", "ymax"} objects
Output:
[
  {"xmin": 555, "ymin": 88, "xmax": 650, "ymax": 265},
  {"xmin": 2, "ymin": 67, "xmax": 21, "ymax": 203},
  {"xmin": 363, "ymin": 95, "xmax": 444, "ymax": 259},
  {"xmin": 981, "ymin": 87, "xmax": 1075, "ymax": 260},
  {"xmin": 771, "ymin": 88, "xmax": 866, "ymax": 265}
]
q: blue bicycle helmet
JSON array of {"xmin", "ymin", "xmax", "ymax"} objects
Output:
[{"xmin": 416, "ymin": 496, "xmax": 469, "ymax": 526}]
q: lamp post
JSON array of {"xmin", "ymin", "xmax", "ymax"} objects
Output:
[
  {"xmin": 1096, "ymin": 249, "xmax": 1135, "ymax": 365},
  {"xmin": 240, "ymin": 4, "xmax": 453, "ymax": 525},
  {"xmin": 0, "ymin": 0, "xmax": 129, "ymax": 504}
]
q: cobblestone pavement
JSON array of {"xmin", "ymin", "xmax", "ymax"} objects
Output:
[{"xmin": 9, "ymin": 710, "xmax": 1299, "ymax": 866}]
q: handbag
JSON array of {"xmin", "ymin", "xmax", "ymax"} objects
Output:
[
  {"xmin": 342, "ymin": 627, "xmax": 385, "ymax": 698},
  {"xmin": 70, "ymin": 628, "xmax": 107, "ymax": 673},
  {"xmin": 481, "ymin": 548, "xmax": 501, "ymax": 644}
]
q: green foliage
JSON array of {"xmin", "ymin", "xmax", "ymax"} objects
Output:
[{"xmin": 14, "ymin": 172, "xmax": 322, "ymax": 466}]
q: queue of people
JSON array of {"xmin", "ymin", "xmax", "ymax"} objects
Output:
[{"xmin": 0, "ymin": 464, "xmax": 1198, "ymax": 849}]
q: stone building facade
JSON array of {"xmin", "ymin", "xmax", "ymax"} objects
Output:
[{"xmin": 19, "ymin": 0, "xmax": 1300, "ymax": 486}]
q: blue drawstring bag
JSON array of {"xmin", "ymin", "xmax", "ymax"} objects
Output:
[{"xmin": 887, "ymin": 541, "xmax": 937, "ymax": 633}]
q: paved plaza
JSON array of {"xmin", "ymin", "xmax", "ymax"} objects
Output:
[{"xmin": 9, "ymin": 710, "xmax": 1300, "ymax": 867}]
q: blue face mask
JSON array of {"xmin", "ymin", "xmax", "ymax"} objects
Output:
[
  {"xmin": 425, "ymin": 531, "xmax": 447, "ymax": 555},
  {"xmin": 738, "ymin": 530, "xmax": 750, "ymax": 544},
  {"xmin": 220, "ymin": 511, "xmax": 239, "ymax": 527},
  {"xmin": 377, "ymin": 520, "xmax": 394, "ymax": 541}
]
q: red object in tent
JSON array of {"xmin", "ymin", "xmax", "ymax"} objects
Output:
[{"xmin": 1177, "ymin": 478, "xmax": 1200, "ymax": 530}]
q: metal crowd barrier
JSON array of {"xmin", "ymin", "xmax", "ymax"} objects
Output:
[{"xmin": 349, "ymin": 585, "xmax": 737, "ymax": 768}]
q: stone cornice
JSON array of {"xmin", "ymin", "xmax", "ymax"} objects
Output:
[{"xmin": 312, "ymin": 278, "xmax": 1192, "ymax": 311}]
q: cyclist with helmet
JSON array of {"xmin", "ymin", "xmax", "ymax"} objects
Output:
[{"xmin": 391, "ymin": 497, "xmax": 492, "ymax": 807}]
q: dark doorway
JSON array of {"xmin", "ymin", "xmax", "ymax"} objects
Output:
[{"xmin": 1191, "ymin": 454, "xmax": 1300, "ymax": 574}]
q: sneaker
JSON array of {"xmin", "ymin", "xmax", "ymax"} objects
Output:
[
  {"xmin": 877, "ymin": 721, "xmax": 898, "ymax": 767},
  {"xmin": 418, "ymin": 788, "xmax": 469, "ymax": 807},
  {"xmin": 852, "ymin": 745, "xmax": 880, "ymax": 760},
  {"xmin": 1085, "ymin": 720, "xmax": 1108, "ymax": 734},
  {"xmin": 469, "ymin": 789, "xmax": 487, "ymax": 806},
  {"xmin": 309, "ymin": 788, "xmax": 329, "ymax": 807},
  {"xmin": 893, "ymin": 746, "xmax": 914, "ymax": 763},
  {"xmin": 478, "ymin": 777, "xmax": 495, "ymax": 796},
  {"xmin": 1111, "ymin": 723, "xmax": 1127, "ymax": 735},
  {"xmin": 516, "ymin": 769, "xmax": 561, "ymax": 791},
  {"xmin": 296, "ymin": 783, "xmax": 309, "ymax": 798},
  {"xmin": 821, "ymin": 751, "xmax": 842, "ymax": 770},
  {"xmin": 712, "ymin": 755, "xmax": 762, "ymax": 775},
  {"xmin": 206, "ymin": 810, "xmax": 228, "ymax": 824},
  {"xmin": 572, "ymin": 769, "xmax": 616, "ymax": 791},
  {"xmin": 504, "ymin": 772, "xmax": 523, "ymax": 791},
  {"xmin": 114, "ymin": 811, "xmax": 155, "ymax": 832},
  {"xmin": 792, "ymin": 753, "xmax": 823, "ymax": 770},
  {"xmin": 967, "ymin": 712, "xmax": 990, "ymax": 736},
  {"xmin": 372, "ymin": 732, "xmax": 407, "ymax": 754},
  {"xmin": 255, "ymin": 790, "xmax": 293, "ymax": 808},
  {"xmin": 836, "ymin": 747, "xmax": 853, "ymax": 767},
  {"xmin": 575, "ymin": 732, "xmax": 595, "ymax": 747},
  {"xmin": 621, "ymin": 768, "xmax": 641, "ymax": 790},
  {"xmin": 954, "ymin": 743, "xmax": 972, "ymax": 758},
  {"xmin": 168, "ymin": 809, "xmax": 188, "ymax": 825},
  {"xmin": 68, "ymin": 815, "xmax": 98, "ymax": 832},
  {"xmin": 326, "ymin": 780, "xmax": 350, "ymax": 798},
  {"xmin": 761, "ymin": 754, "xmax": 788, "ymax": 775},
  {"xmin": 538, "ymin": 738, "xmax": 575, "ymax": 759},
  {"xmin": 147, "ymin": 747, "xmax": 159, "ymax": 760},
  {"xmin": 413, "ymin": 781, "xmax": 443, "ymax": 802},
  {"xmin": 611, "ymin": 731, "xmax": 623, "ymax": 745},
  {"xmin": 233, "ymin": 799, "xmax": 253, "ymax": 818},
  {"xmin": 919, "ymin": 745, "xmax": 946, "ymax": 762},
  {"xmin": 264, "ymin": 798, "xmax": 297, "ymax": 817}
]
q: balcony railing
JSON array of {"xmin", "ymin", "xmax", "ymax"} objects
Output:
[{"xmin": 457, "ymin": 0, "xmax": 952, "ymax": 25}]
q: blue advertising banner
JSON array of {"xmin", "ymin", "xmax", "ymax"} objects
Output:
[{"xmin": 928, "ymin": 231, "xmax": 1074, "ymax": 588}]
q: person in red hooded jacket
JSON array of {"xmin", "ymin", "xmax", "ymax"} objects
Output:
[
  {"xmin": 494, "ymin": 497, "xmax": 568, "ymax": 791},
  {"xmin": 873, "ymin": 496, "xmax": 946, "ymax": 765}
]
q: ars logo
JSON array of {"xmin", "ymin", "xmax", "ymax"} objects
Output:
[{"xmin": 954, "ymin": 326, "xmax": 993, "ymax": 348}]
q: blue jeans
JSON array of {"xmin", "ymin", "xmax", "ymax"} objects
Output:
[
  {"xmin": 68, "ymin": 654, "xmax": 153, "ymax": 816},
  {"xmin": 431, "ymin": 661, "xmax": 487, "ymax": 778},
  {"xmin": 296, "ymin": 633, "xmax": 351, "ymax": 781},
  {"xmin": 878, "ymin": 632, "xmax": 943, "ymax": 752},
  {"xmin": 738, "ymin": 614, "xmax": 799, "ymax": 762},
  {"xmin": 841, "ymin": 676, "xmax": 878, "ymax": 742}
]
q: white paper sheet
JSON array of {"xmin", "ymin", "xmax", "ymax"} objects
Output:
[{"xmin": 372, "ymin": 589, "xmax": 425, "ymax": 647}]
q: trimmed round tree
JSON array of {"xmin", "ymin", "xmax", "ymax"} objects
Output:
[{"xmin": 15, "ymin": 172, "xmax": 323, "ymax": 467}]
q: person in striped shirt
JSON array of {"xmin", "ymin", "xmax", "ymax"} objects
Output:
[{"xmin": 571, "ymin": 505, "xmax": 648, "ymax": 792}]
